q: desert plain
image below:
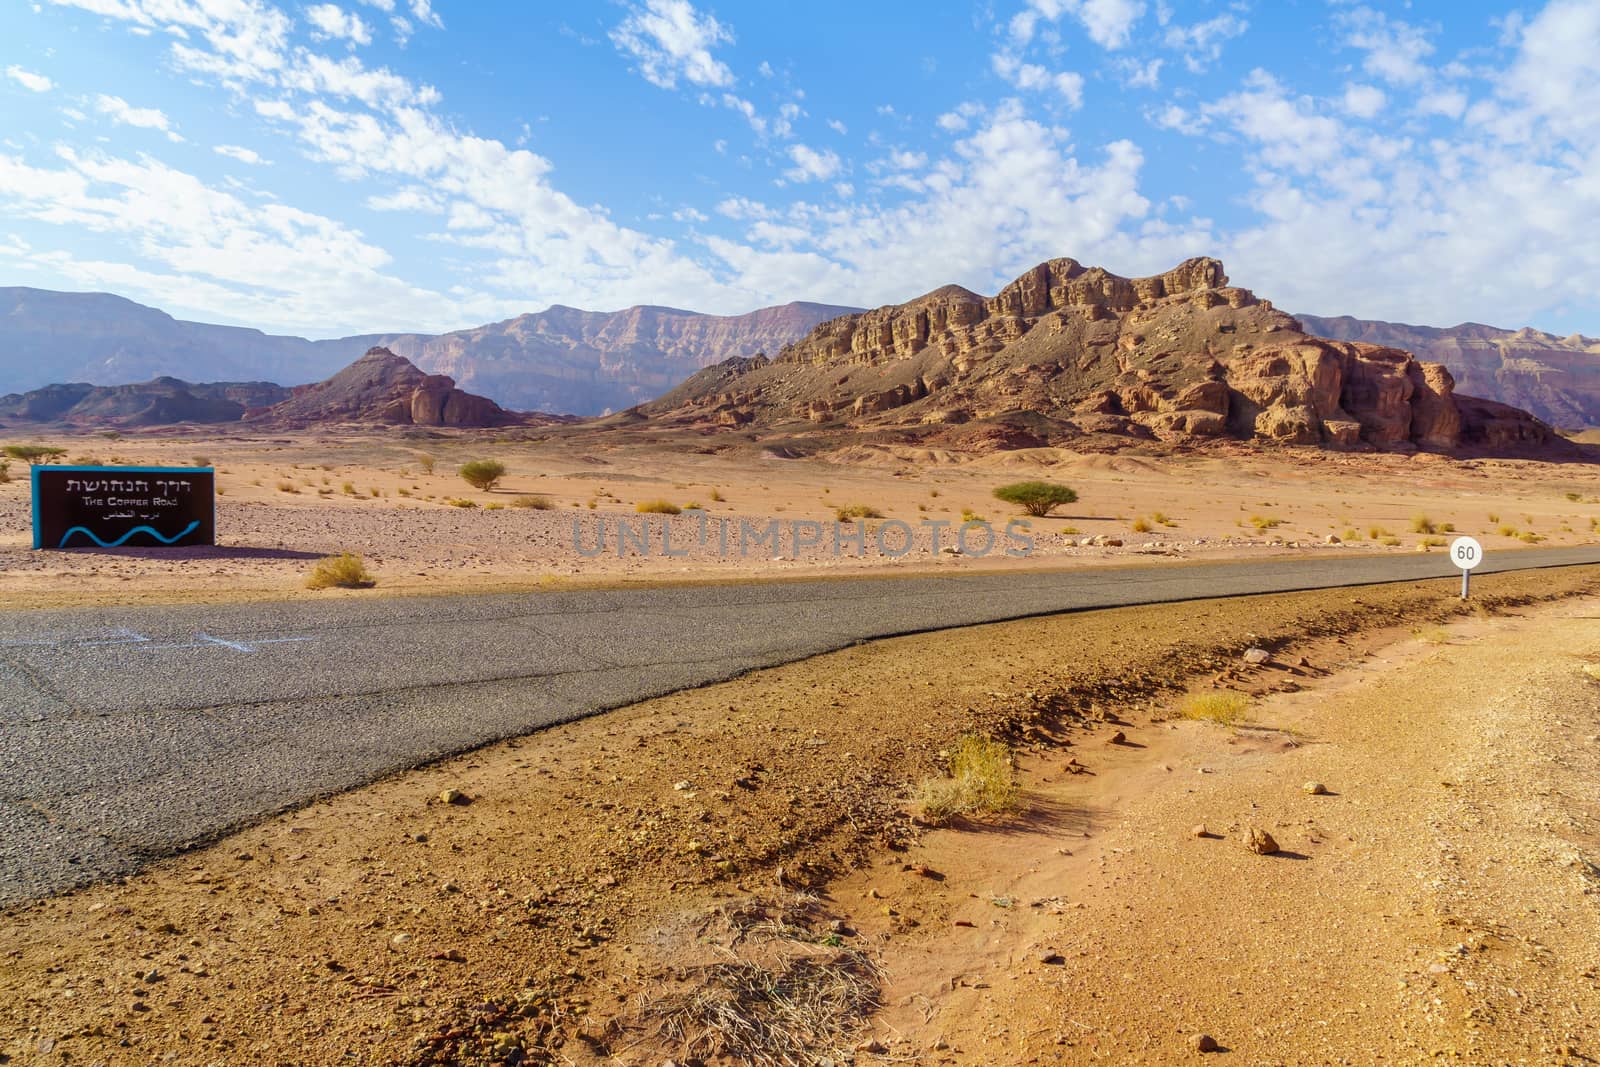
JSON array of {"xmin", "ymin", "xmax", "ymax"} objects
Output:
[{"xmin": 2, "ymin": 424, "xmax": 1599, "ymax": 607}]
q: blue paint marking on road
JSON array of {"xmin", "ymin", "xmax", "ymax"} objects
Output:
[
  {"xmin": 57, "ymin": 521, "xmax": 202, "ymax": 549},
  {"xmin": 141, "ymin": 634, "xmax": 315, "ymax": 654}
]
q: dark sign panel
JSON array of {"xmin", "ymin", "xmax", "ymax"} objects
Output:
[{"xmin": 32, "ymin": 466, "xmax": 215, "ymax": 550}]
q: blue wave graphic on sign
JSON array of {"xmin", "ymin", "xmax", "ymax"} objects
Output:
[{"xmin": 58, "ymin": 521, "xmax": 201, "ymax": 548}]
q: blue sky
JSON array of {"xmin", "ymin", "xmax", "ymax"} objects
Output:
[{"xmin": 2, "ymin": 0, "xmax": 1598, "ymax": 339}]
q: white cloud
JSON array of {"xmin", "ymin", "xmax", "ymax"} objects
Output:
[
  {"xmin": 992, "ymin": 50, "xmax": 1085, "ymax": 108},
  {"xmin": 1336, "ymin": 6, "xmax": 1435, "ymax": 86},
  {"xmin": 214, "ymin": 143, "xmax": 268, "ymax": 164},
  {"xmin": 1341, "ymin": 83, "xmax": 1386, "ymax": 119},
  {"xmin": 306, "ymin": 3, "xmax": 372, "ymax": 46},
  {"xmin": 1163, "ymin": 13, "xmax": 1247, "ymax": 72},
  {"xmin": 1023, "ymin": 0, "xmax": 1147, "ymax": 51},
  {"xmin": 408, "ymin": 0, "xmax": 441, "ymax": 29},
  {"xmin": 5, "ymin": 66, "xmax": 54, "ymax": 93},
  {"xmin": 784, "ymin": 143, "xmax": 842, "ymax": 183},
  {"xmin": 93, "ymin": 93, "xmax": 181, "ymax": 141},
  {"xmin": 611, "ymin": 0, "xmax": 734, "ymax": 91}
]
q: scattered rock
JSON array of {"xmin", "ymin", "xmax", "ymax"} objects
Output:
[
  {"xmin": 1325, "ymin": 534, "xmax": 1342, "ymax": 544},
  {"xmin": 1190, "ymin": 824, "xmax": 1209, "ymax": 839},
  {"xmin": 1303, "ymin": 781, "xmax": 1329, "ymax": 795},
  {"xmin": 1191, "ymin": 1033, "xmax": 1219, "ymax": 1053},
  {"xmin": 856, "ymin": 1038, "xmax": 888, "ymax": 1054},
  {"xmin": 439, "ymin": 788, "xmax": 470, "ymax": 806},
  {"xmin": 1242, "ymin": 647, "xmax": 1271, "ymax": 665},
  {"xmin": 391, "ymin": 933, "xmax": 412, "ymax": 948},
  {"xmin": 1246, "ymin": 827, "xmax": 1279, "ymax": 855},
  {"xmin": 1038, "ymin": 950, "xmax": 1065, "ymax": 965},
  {"xmin": 1108, "ymin": 731, "xmax": 1127, "ymax": 745}
]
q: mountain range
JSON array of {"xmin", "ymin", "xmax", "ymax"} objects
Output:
[{"xmin": 0, "ymin": 287, "xmax": 857, "ymax": 416}]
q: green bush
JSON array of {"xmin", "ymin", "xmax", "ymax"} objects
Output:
[
  {"xmin": 458, "ymin": 459, "xmax": 506, "ymax": 491},
  {"xmin": 3, "ymin": 444, "xmax": 66, "ymax": 467},
  {"xmin": 305, "ymin": 552, "xmax": 375, "ymax": 590},
  {"xmin": 992, "ymin": 480, "xmax": 1078, "ymax": 517}
]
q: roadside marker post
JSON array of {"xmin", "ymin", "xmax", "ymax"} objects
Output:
[{"xmin": 1450, "ymin": 535, "xmax": 1484, "ymax": 599}]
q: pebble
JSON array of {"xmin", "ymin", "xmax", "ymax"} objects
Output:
[
  {"xmin": 391, "ymin": 933, "xmax": 412, "ymax": 947},
  {"xmin": 1246, "ymin": 827, "xmax": 1279, "ymax": 855},
  {"xmin": 1108, "ymin": 731, "xmax": 1126, "ymax": 745},
  {"xmin": 439, "ymin": 788, "xmax": 469, "ymax": 805},
  {"xmin": 1190, "ymin": 824, "xmax": 1209, "ymax": 839},
  {"xmin": 1303, "ymin": 781, "xmax": 1328, "ymax": 795},
  {"xmin": 1191, "ymin": 1033, "xmax": 1219, "ymax": 1053},
  {"xmin": 1242, "ymin": 647, "xmax": 1271, "ymax": 665}
]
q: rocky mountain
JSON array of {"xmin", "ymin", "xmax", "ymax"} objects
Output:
[
  {"xmin": 640, "ymin": 257, "xmax": 1565, "ymax": 455},
  {"xmin": 250, "ymin": 347, "xmax": 521, "ymax": 428},
  {"xmin": 0, "ymin": 287, "xmax": 856, "ymax": 415},
  {"xmin": 1298, "ymin": 315, "xmax": 1600, "ymax": 430},
  {"xmin": 0, "ymin": 377, "xmax": 290, "ymax": 427}
]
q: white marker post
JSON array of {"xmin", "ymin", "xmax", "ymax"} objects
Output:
[{"xmin": 1450, "ymin": 535, "xmax": 1484, "ymax": 599}]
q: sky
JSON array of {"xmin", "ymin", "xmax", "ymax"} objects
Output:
[{"xmin": 1, "ymin": 0, "xmax": 1598, "ymax": 339}]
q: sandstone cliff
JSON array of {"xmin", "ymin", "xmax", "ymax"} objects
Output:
[
  {"xmin": 641, "ymin": 258, "xmax": 1566, "ymax": 455},
  {"xmin": 1298, "ymin": 314, "xmax": 1600, "ymax": 430},
  {"xmin": 253, "ymin": 348, "xmax": 519, "ymax": 428}
]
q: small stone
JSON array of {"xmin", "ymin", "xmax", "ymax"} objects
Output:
[
  {"xmin": 1325, "ymin": 534, "xmax": 1341, "ymax": 544},
  {"xmin": 1191, "ymin": 824, "xmax": 1209, "ymax": 839},
  {"xmin": 1246, "ymin": 827, "xmax": 1279, "ymax": 855},
  {"xmin": 673, "ymin": 780, "xmax": 692, "ymax": 791},
  {"xmin": 412, "ymin": 832, "xmax": 428, "ymax": 843},
  {"xmin": 1108, "ymin": 731, "xmax": 1126, "ymax": 745},
  {"xmin": 856, "ymin": 1038, "xmax": 888, "ymax": 1054},
  {"xmin": 1039, "ymin": 951, "xmax": 1065, "ymax": 965},
  {"xmin": 1242, "ymin": 647, "xmax": 1271, "ymax": 665},
  {"xmin": 1191, "ymin": 1033, "xmax": 1219, "ymax": 1053},
  {"xmin": 1303, "ymin": 781, "xmax": 1329, "ymax": 795},
  {"xmin": 439, "ymin": 789, "xmax": 470, "ymax": 806},
  {"xmin": 391, "ymin": 933, "xmax": 412, "ymax": 947}
]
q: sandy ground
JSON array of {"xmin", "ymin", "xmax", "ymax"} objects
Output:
[
  {"xmin": 3, "ymin": 566, "xmax": 1598, "ymax": 1065},
  {"xmin": 0, "ymin": 428, "xmax": 1598, "ymax": 606}
]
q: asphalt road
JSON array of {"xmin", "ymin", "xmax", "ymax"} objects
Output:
[{"xmin": 5, "ymin": 545, "xmax": 1600, "ymax": 905}]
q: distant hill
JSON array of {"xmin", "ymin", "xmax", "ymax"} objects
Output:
[
  {"xmin": 641, "ymin": 256, "xmax": 1566, "ymax": 456},
  {"xmin": 1298, "ymin": 314, "xmax": 1600, "ymax": 430},
  {"xmin": 0, "ymin": 287, "xmax": 858, "ymax": 415},
  {"xmin": 0, "ymin": 376, "xmax": 290, "ymax": 427},
  {"xmin": 253, "ymin": 347, "xmax": 523, "ymax": 428}
]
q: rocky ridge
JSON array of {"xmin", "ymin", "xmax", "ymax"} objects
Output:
[
  {"xmin": 641, "ymin": 257, "xmax": 1566, "ymax": 454},
  {"xmin": 0, "ymin": 377, "xmax": 290, "ymax": 427},
  {"xmin": 1298, "ymin": 314, "xmax": 1600, "ymax": 430}
]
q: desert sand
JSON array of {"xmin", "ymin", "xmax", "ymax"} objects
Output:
[
  {"xmin": 3, "ymin": 566, "xmax": 1598, "ymax": 1065},
  {"xmin": 1, "ymin": 426, "xmax": 1598, "ymax": 606}
]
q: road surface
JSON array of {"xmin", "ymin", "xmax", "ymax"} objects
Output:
[{"xmin": 4, "ymin": 546, "xmax": 1600, "ymax": 904}]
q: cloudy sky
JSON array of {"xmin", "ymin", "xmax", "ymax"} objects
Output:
[{"xmin": 2, "ymin": 0, "xmax": 1597, "ymax": 338}]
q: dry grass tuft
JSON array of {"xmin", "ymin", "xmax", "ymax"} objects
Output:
[
  {"xmin": 1180, "ymin": 691, "xmax": 1249, "ymax": 724},
  {"xmin": 305, "ymin": 552, "xmax": 375, "ymax": 590},
  {"xmin": 834, "ymin": 503, "xmax": 883, "ymax": 521},
  {"xmin": 637, "ymin": 499, "xmax": 682, "ymax": 515},
  {"xmin": 917, "ymin": 735, "xmax": 1017, "ymax": 824},
  {"xmin": 510, "ymin": 494, "xmax": 554, "ymax": 510}
]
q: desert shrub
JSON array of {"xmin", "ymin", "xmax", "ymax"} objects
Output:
[
  {"xmin": 1250, "ymin": 515, "xmax": 1283, "ymax": 530},
  {"xmin": 1439, "ymin": 522, "xmax": 1456, "ymax": 533},
  {"xmin": 992, "ymin": 480, "xmax": 1078, "ymax": 517},
  {"xmin": 447, "ymin": 498, "xmax": 478, "ymax": 508},
  {"xmin": 1380, "ymin": 536, "xmax": 1402, "ymax": 546},
  {"xmin": 1060, "ymin": 525, "xmax": 1082, "ymax": 535},
  {"xmin": 1419, "ymin": 536, "xmax": 1447, "ymax": 548},
  {"xmin": 1497, "ymin": 525, "xmax": 1518, "ymax": 537},
  {"xmin": 1487, "ymin": 512, "xmax": 1500, "ymax": 524},
  {"xmin": 684, "ymin": 501, "xmax": 704, "ymax": 510},
  {"xmin": 369, "ymin": 487, "xmax": 380, "ymax": 498},
  {"xmin": 305, "ymin": 552, "xmax": 374, "ymax": 590},
  {"xmin": 458, "ymin": 459, "xmax": 506, "ymax": 491},
  {"xmin": 3, "ymin": 444, "xmax": 66, "ymax": 467},
  {"xmin": 397, "ymin": 488, "xmax": 411, "ymax": 497},
  {"xmin": 511, "ymin": 494, "xmax": 554, "ymax": 510},
  {"xmin": 1180, "ymin": 692, "xmax": 1248, "ymax": 724},
  {"xmin": 276, "ymin": 481, "xmax": 298, "ymax": 493},
  {"xmin": 638, "ymin": 499, "xmax": 682, "ymax": 515},
  {"xmin": 1343, "ymin": 528, "xmax": 1359, "ymax": 541},
  {"xmin": 709, "ymin": 488, "xmax": 725, "ymax": 502},
  {"xmin": 416, "ymin": 453, "xmax": 436, "ymax": 475},
  {"xmin": 1566, "ymin": 491, "xmax": 1583, "ymax": 502},
  {"xmin": 1409, "ymin": 513, "xmax": 1436, "ymax": 534},
  {"xmin": 959, "ymin": 508, "xmax": 985, "ymax": 523},
  {"xmin": 484, "ymin": 502, "xmax": 504, "ymax": 510},
  {"xmin": 0, "ymin": 460, "xmax": 9, "ymax": 484},
  {"xmin": 1131, "ymin": 516, "xmax": 1153, "ymax": 533},
  {"xmin": 1152, "ymin": 511, "xmax": 1177, "ymax": 527},
  {"xmin": 1412, "ymin": 626, "xmax": 1451, "ymax": 644},
  {"xmin": 834, "ymin": 503, "xmax": 882, "ymax": 521},
  {"xmin": 341, "ymin": 482, "xmax": 356, "ymax": 496},
  {"xmin": 1519, "ymin": 531, "xmax": 1544, "ymax": 543},
  {"xmin": 192, "ymin": 455, "xmax": 211, "ymax": 467},
  {"xmin": 917, "ymin": 735, "xmax": 1018, "ymax": 824}
]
